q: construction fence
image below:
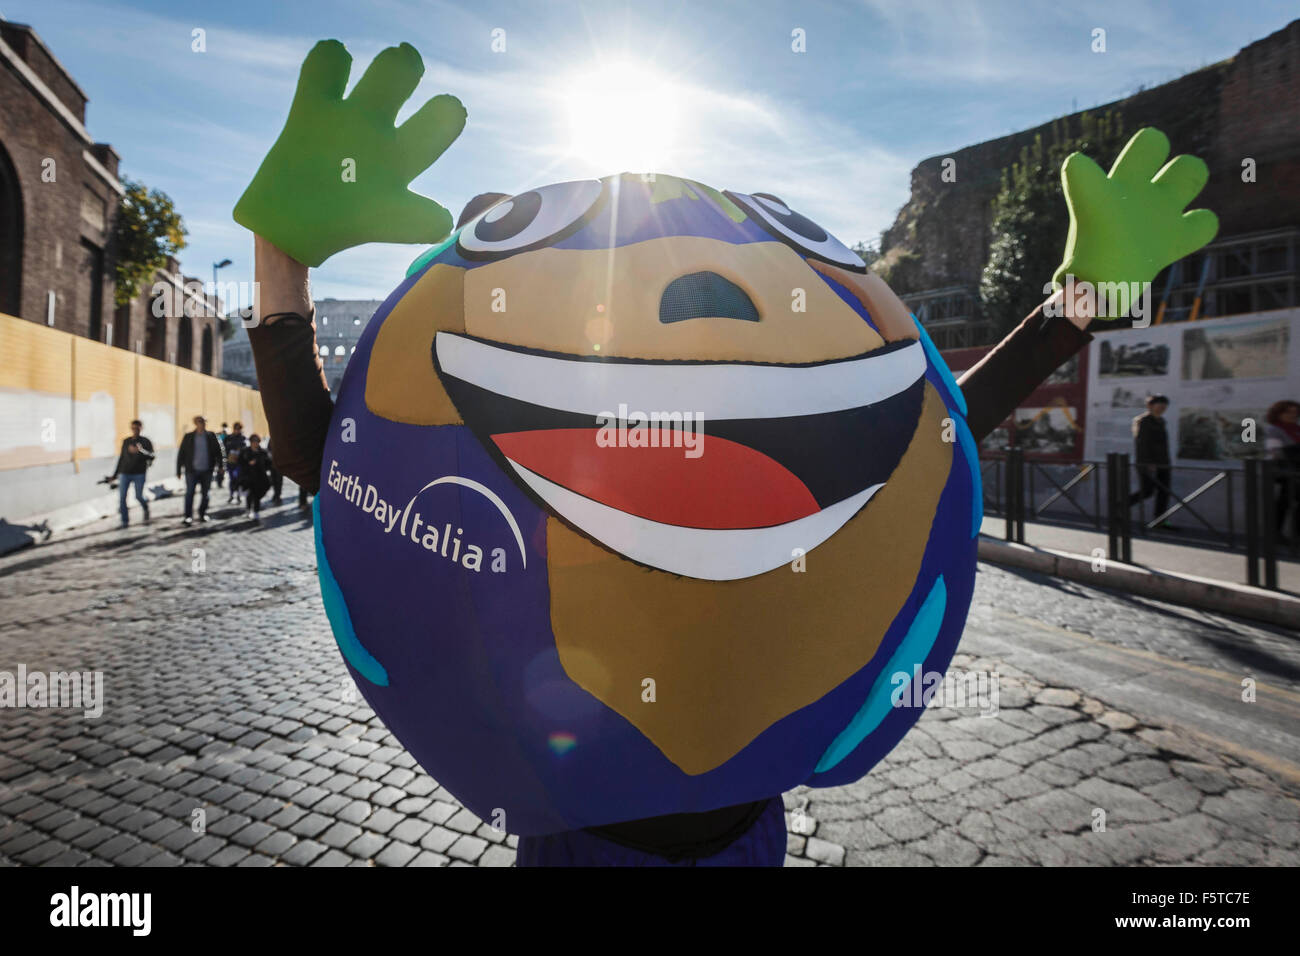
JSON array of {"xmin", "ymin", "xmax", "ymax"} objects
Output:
[{"xmin": 0, "ymin": 311, "xmax": 264, "ymax": 473}]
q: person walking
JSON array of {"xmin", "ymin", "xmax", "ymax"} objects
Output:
[
  {"xmin": 215, "ymin": 422, "xmax": 230, "ymax": 488},
  {"xmin": 177, "ymin": 415, "xmax": 222, "ymax": 525},
  {"xmin": 1129, "ymin": 394, "xmax": 1173, "ymax": 528},
  {"xmin": 109, "ymin": 419, "xmax": 155, "ymax": 527},
  {"xmin": 237, "ymin": 434, "xmax": 274, "ymax": 522},
  {"xmin": 224, "ymin": 422, "xmax": 248, "ymax": 504},
  {"xmin": 1265, "ymin": 399, "xmax": 1300, "ymax": 541},
  {"xmin": 266, "ymin": 436, "xmax": 284, "ymax": 505}
]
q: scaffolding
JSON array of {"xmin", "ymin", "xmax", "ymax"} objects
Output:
[
  {"xmin": 897, "ymin": 228, "xmax": 1298, "ymax": 345},
  {"xmin": 1154, "ymin": 228, "xmax": 1299, "ymax": 324},
  {"xmin": 900, "ymin": 285, "xmax": 990, "ymax": 349}
]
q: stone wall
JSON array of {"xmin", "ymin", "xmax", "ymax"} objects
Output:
[{"xmin": 878, "ymin": 19, "xmax": 1300, "ymax": 296}]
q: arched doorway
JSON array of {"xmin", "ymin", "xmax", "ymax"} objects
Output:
[
  {"xmin": 176, "ymin": 315, "xmax": 193, "ymax": 368},
  {"xmin": 0, "ymin": 142, "xmax": 22, "ymax": 318},
  {"xmin": 200, "ymin": 325, "xmax": 213, "ymax": 374}
]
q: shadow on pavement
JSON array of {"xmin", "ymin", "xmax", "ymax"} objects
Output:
[{"xmin": 987, "ymin": 563, "xmax": 1300, "ymax": 683}]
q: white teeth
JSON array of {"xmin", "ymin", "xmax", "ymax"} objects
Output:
[
  {"xmin": 436, "ymin": 332, "xmax": 919, "ymax": 579},
  {"xmin": 435, "ymin": 332, "xmax": 925, "ymax": 421},
  {"xmin": 509, "ymin": 460, "xmax": 884, "ymax": 581}
]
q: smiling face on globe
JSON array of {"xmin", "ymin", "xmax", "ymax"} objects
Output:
[{"xmin": 315, "ymin": 173, "xmax": 981, "ymax": 834}]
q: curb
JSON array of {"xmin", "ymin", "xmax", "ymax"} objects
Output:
[
  {"xmin": 978, "ymin": 536, "xmax": 1300, "ymax": 630},
  {"xmin": 0, "ymin": 476, "xmax": 189, "ymax": 556}
]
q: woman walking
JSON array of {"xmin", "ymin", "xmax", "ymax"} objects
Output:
[
  {"xmin": 237, "ymin": 434, "xmax": 275, "ymax": 523},
  {"xmin": 1265, "ymin": 400, "xmax": 1300, "ymax": 541}
]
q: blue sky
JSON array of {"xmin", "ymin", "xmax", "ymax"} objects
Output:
[{"xmin": 5, "ymin": 0, "xmax": 1296, "ymax": 302}]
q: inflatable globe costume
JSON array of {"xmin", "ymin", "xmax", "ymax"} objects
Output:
[{"xmin": 235, "ymin": 40, "xmax": 1219, "ymax": 866}]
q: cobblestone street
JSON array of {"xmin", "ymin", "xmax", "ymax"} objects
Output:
[{"xmin": 1, "ymin": 488, "xmax": 1297, "ymax": 867}]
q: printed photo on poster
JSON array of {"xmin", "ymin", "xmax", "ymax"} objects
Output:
[
  {"xmin": 1015, "ymin": 405, "xmax": 1080, "ymax": 455},
  {"xmin": 1107, "ymin": 385, "xmax": 1149, "ymax": 408},
  {"xmin": 1176, "ymin": 407, "xmax": 1261, "ymax": 461},
  {"xmin": 1181, "ymin": 318, "xmax": 1290, "ymax": 381},
  {"xmin": 979, "ymin": 423, "xmax": 1011, "ymax": 453},
  {"xmin": 1044, "ymin": 354, "xmax": 1079, "ymax": 385},
  {"xmin": 1099, "ymin": 340, "xmax": 1170, "ymax": 378}
]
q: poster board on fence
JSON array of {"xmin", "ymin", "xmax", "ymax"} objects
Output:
[{"xmin": 1084, "ymin": 308, "xmax": 1300, "ymax": 467}]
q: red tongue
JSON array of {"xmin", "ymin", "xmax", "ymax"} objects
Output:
[{"xmin": 491, "ymin": 428, "xmax": 819, "ymax": 530}]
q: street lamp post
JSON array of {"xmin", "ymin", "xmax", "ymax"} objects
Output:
[{"xmin": 212, "ymin": 258, "xmax": 232, "ymax": 316}]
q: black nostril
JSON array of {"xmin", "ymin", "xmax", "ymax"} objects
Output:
[{"xmin": 659, "ymin": 271, "xmax": 760, "ymax": 324}]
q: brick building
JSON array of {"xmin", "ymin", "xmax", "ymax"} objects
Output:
[{"xmin": 0, "ymin": 18, "xmax": 221, "ymax": 374}]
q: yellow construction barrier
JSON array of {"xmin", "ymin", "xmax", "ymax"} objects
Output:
[{"xmin": 0, "ymin": 311, "xmax": 265, "ymax": 471}]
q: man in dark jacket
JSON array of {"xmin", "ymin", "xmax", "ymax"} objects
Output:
[
  {"xmin": 177, "ymin": 415, "xmax": 223, "ymax": 525},
  {"xmin": 110, "ymin": 419, "xmax": 155, "ymax": 527},
  {"xmin": 1129, "ymin": 394, "xmax": 1172, "ymax": 523}
]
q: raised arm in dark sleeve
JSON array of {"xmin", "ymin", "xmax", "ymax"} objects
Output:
[
  {"xmin": 246, "ymin": 313, "xmax": 334, "ymax": 493},
  {"xmin": 957, "ymin": 305, "xmax": 1093, "ymax": 443}
]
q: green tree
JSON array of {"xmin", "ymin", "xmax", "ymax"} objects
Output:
[
  {"xmin": 113, "ymin": 179, "xmax": 187, "ymax": 308},
  {"xmin": 851, "ymin": 239, "xmax": 881, "ymax": 269},
  {"xmin": 979, "ymin": 111, "xmax": 1126, "ymax": 336}
]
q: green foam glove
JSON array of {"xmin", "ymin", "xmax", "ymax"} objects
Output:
[
  {"xmin": 233, "ymin": 40, "xmax": 466, "ymax": 267},
  {"xmin": 1053, "ymin": 127, "xmax": 1218, "ymax": 317}
]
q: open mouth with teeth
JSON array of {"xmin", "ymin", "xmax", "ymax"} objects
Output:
[{"xmin": 432, "ymin": 331, "xmax": 928, "ymax": 580}]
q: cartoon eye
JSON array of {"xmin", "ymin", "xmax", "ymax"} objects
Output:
[
  {"xmin": 724, "ymin": 190, "xmax": 865, "ymax": 271},
  {"xmin": 457, "ymin": 180, "xmax": 605, "ymax": 259}
]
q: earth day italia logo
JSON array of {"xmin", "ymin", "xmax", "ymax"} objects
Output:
[{"xmin": 326, "ymin": 460, "xmax": 527, "ymax": 573}]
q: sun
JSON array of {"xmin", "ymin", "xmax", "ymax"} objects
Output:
[{"xmin": 558, "ymin": 60, "xmax": 682, "ymax": 175}]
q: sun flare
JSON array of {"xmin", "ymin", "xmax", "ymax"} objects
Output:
[{"xmin": 558, "ymin": 60, "xmax": 683, "ymax": 175}]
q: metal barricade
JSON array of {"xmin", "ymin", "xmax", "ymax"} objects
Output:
[
  {"xmin": 977, "ymin": 453, "xmax": 1289, "ymax": 590},
  {"xmin": 1105, "ymin": 453, "xmax": 1132, "ymax": 564},
  {"xmin": 1004, "ymin": 448, "xmax": 1025, "ymax": 544}
]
